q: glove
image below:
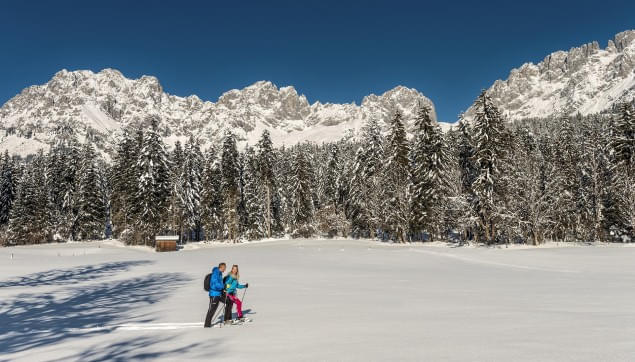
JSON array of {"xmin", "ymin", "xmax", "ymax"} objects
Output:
[{"xmin": 245, "ymin": 283, "xmax": 249, "ymax": 288}]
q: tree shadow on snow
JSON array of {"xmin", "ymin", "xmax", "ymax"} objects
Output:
[
  {"xmin": 48, "ymin": 335, "xmax": 221, "ymax": 362},
  {"xmin": 0, "ymin": 272, "xmax": 191, "ymax": 354},
  {"xmin": 0, "ymin": 260, "xmax": 154, "ymax": 288}
]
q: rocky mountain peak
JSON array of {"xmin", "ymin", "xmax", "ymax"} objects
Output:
[
  {"xmin": 465, "ymin": 29, "xmax": 635, "ymax": 121},
  {"xmin": 0, "ymin": 70, "xmax": 436, "ymax": 157}
]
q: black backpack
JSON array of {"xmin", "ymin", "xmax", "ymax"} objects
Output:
[{"xmin": 204, "ymin": 273, "xmax": 211, "ymax": 292}]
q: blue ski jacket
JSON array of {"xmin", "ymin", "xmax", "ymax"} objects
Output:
[
  {"xmin": 209, "ymin": 267, "xmax": 224, "ymax": 297},
  {"xmin": 224, "ymin": 274, "xmax": 246, "ymax": 295}
]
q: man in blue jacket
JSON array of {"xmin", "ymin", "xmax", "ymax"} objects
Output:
[{"xmin": 204, "ymin": 262, "xmax": 233, "ymax": 327}]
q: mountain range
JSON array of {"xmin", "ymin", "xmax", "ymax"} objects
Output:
[
  {"xmin": 0, "ymin": 69, "xmax": 436, "ymax": 157},
  {"xmin": 1, "ymin": 29, "xmax": 633, "ymax": 157},
  {"xmin": 465, "ymin": 29, "xmax": 635, "ymax": 120}
]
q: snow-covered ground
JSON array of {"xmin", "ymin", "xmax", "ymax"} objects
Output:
[{"xmin": 2, "ymin": 239, "xmax": 635, "ymax": 361}]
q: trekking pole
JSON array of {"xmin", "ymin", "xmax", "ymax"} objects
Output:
[{"xmin": 241, "ymin": 288, "xmax": 247, "ymax": 305}]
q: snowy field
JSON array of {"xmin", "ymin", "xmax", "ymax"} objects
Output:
[{"xmin": 1, "ymin": 239, "xmax": 635, "ymax": 361}]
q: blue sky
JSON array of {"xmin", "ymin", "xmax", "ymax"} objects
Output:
[{"xmin": 1, "ymin": 0, "xmax": 634, "ymax": 122}]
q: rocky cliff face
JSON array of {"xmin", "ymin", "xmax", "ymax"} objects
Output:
[
  {"xmin": 466, "ymin": 30, "xmax": 635, "ymax": 121},
  {"xmin": 0, "ymin": 70, "xmax": 436, "ymax": 157}
]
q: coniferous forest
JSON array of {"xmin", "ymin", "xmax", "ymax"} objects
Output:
[{"xmin": 1, "ymin": 92, "xmax": 633, "ymax": 246}]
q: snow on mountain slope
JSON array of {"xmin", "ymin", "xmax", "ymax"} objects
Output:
[
  {"xmin": 466, "ymin": 30, "xmax": 635, "ymax": 120},
  {"xmin": 0, "ymin": 70, "xmax": 436, "ymax": 157}
]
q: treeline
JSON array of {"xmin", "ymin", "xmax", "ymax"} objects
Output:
[{"xmin": 0, "ymin": 92, "xmax": 633, "ymax": 246}]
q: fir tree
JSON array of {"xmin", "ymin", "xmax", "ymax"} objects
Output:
[
  {"xmin": 291, "ymin": 147, "xmax": 315, "ymax": 237},
  {"xmin": 0, "ymin": 151, "xmax": 15, "ymax": 227},
  {"xmin": 221, "ymin": 131, "xmax": 241, "ymax": 241},
  {"xmin": 111, "ymin": 128, "xmax": 140, "ymax": 238},
  {"xmin": 383, "ymin": 111, "xmax": 410, "ymax": 242},
  {"xmin": 75, "ymin": 142, "xmax": 106, "ymax": 240},
  {"xmin": 347, "ymin": 118, "xmax": 384, "ymax": 237},
  {"xmin": 470, "ymin": 91, "xmax": 507, "ymax": 243},
  {"xmin": 8, "ymin": 152, "xmax": 50, "ymax": 244},
  {"xmin": 612, "ymin": 103, "xmax": 635, "ymax": 170},
  {"xmin": 242, "ymin": 146, "xmax": 265, "ymax": 239},
  {"xmin": 348, "ymin": 146, "xmax": 370, "ymax": 236},
  {"xmin": 47, "ymin": 133, "xmax": 81, "ymax": 239},
  {"xmin": 610, "ymin": 103, "xmax": 635, "ymax": 237},
  {"xmin": 201, "ymin": 148, "xmax": 223, "ymax": 240},
  {"xmin": 257, "ymin": 130, "xmax": 277, "ymax": 237},
  {"xmin": 179, "ymin": 136, "xmax": 203, "ymax": 240},
  {"xmin": 323, "ymin": 145, "xmax": 340, "ymax": 212},
  {"xmin": 362, "ymin": 118, "xmax": 384, "ymax": 234},
  {"xmin": 409, "ymin": 104, "xmax": 450, "ymax": 240},
  {"xmin": 135, "ymin": 116, "xmax": 171, "ymax": 245},
  {"xmin": 169, "ymin": 140, "xmax": 186, "ymax": 240},
  {"xmin": 552, "ymin": 117, "xmax": 580, "ymax": 241}
]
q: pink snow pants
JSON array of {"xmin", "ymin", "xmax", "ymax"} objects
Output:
[{"xmin": 227, "ymin": 293, "xmax": 243, "ymax": 318}]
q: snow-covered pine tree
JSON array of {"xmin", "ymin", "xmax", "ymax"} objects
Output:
[
  {"xmin": 409, "ymin": 104, "xmax": 435, "ymax": 237},
  {"xmin": 172, "ymin": 140, "xmax": 185, "ymax": 174},
  {"xmin": 552, "ymin": 116, "xmax": 580, "ymax": 241},
  {"xmin": 323, "ymin": 144, "xmax": 340, "ymax": 212},
  {"xmin": 169, "ymin": 140, "xmax": 186, "ymax": 240},
  {"xmin": 97, "ymin": 160, "xmax": 112, "ymax": 238},
  {"xmin": 135, "ymin": 116, "xmax": 171, "ymax": 245},
  {"xmin": 291, "ymin": 146, "xmax": 315, "ymax": 237},
  {"xmin": 0, "ymin": 151, "xmax": 15, "ymax": 228},
  {"xmin": 237, "ymin": 151, "xmax": 248, "ymax": 236},
  {"xmin": 470, "ymin": 90, "xmax": 507, "ymax": 243},
  {"xmin": 181, "ymin": 136, "xmax": 203, "ymax": 241},
  {"xmin": 7, "ymin": 166, "xmax": 35, "ymax": 245},
  {"xmin": 435, "ymin": 120, "xmax": 470, "ymax": 242},
  {"xmin": 8, "ymin": 151, "xmax": 50, "ymax": 244},
  {"xmin": 276, "ymin": 146, "xmax": 295, "ymax": 232},
  {"xmin": 348, "ymin": 146, "xmax": 370, "ymax": 236},
  {"xmin": 257, "ymin": 130, "xmax": 277, "ymax": 237},
  {"xmin": 75, "ymin": 142, "xmax": 106, "ymax": 240},
  {"xmin": 242, "ymin": 146, "xmax": 265, "ymax": 239},
  {"xmin": 409, "ymin": 104, "xmax": 450, "ymax": 240},
  {"xmin": 308, "ymin": 145, "xmax": 321, "ymax": 211},
  {"xmin": 612, "ymin": 103, "xmax": 635, "ymax": 171},
  {"xmin": 336, "ymin": 140, "xmax": 355, "ymax": 223},
  {"xmin": 578, "ymin": 115, "xmax": 613, "ymax": 242},
  {"xmin": 347, "ymin": 118, "xmax": 384, "ymax": 238},
  {"xmin": 111, "ymin": 128, "xmax": 140, "ymax": 238},
  {"xmin": 362, "ymin": 118, "xmax": 385, "ymax": 235},
  {"xmin": 221, "ymin": 131, "xmax": 241, "ymax": 241},
  {"xmin": 33, "ymin": 151, "xmax": 52, "ymax": 241},
  {"xmin": 610, "ymin": 103, "xmax": 635, "ymax": 238},
  {"xmin": 383, "ymin": 111, "xmax": 410, "ymax": 242},
  {"xmin": 46, "ymin": 130, "xmax": 81, "ymax": 239},
  {"xmin": 201, "ymin": 148, "xmax": 223, "ymax": 240},
  {"xmin": 439, "ymin": 127, "xmax": 469, "ymax": 241}
]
